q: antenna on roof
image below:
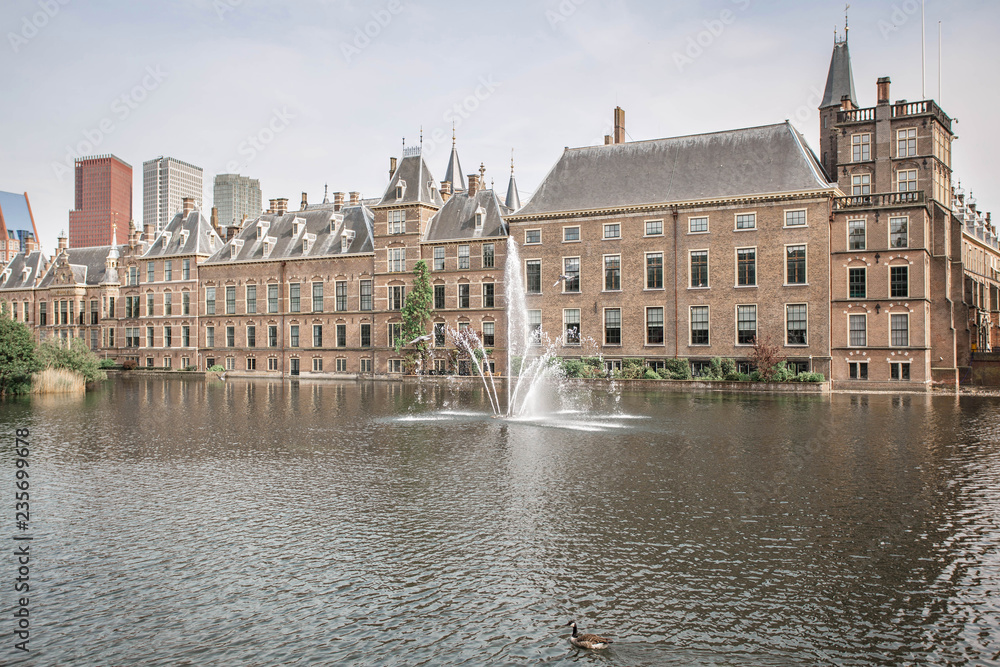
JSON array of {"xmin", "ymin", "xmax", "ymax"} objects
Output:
[
  {"xmin": 921, "ymin": 0, "xmax": 926, "ymax": 98},
  {"xmin": 844, "ymin": 3, "xmax": 849, "ymax": 42},
  {"xmin": 420, "ymin": 125, "xmax": 424, "ymax": 148}
]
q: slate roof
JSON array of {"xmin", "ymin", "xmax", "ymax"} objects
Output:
[
  {"xmin": 443, "ymin": 144, "xmax": 467, "ymax": 192},
  {"xmin": 424, "ymin": 189, "xmax": 511, "ymax": 243},
  {"xmin": 144, "ymin": 209, "xmax": 223, "ymax": 258},
  {"xmin": 505, "ymin": 173, "xmax": 522, "ymax": 211},
  {"xmin": 38, "ymin": 245, "xmax": 127, "ymax": 287},
  {"xmin": 204, "ymin": 204, "xmax": 374, "ymax": 265},
  {"xmin": 0, "ymin": 251, "xmax": 46, "ymax": 290},
  {"xmin": 374, "ymin": 151, "xmax": 444, "ymax": 208},
  {"xmin": 511, "ymin": 122, "xmax": 835, "ymax": 219},
  {"xmin": 820, "ymin": 40, "xmax": 858, "ymax": 109}
]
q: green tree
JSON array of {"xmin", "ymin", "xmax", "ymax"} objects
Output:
[
  {"xmin": 0, "ymin": 316, "xmax": 42, "ymax": 395},
  {"xmin": 395, "ymin": 259, "xmax": 434, "ymax": 355},
  {"xmin": 36, "ymin": 338, "xmax": 107, "ymax": 383}
]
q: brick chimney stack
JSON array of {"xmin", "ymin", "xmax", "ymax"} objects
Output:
[
  {"xmin": 841, "ymin": 95, "xmax": 854, "ymax": 111},
  {"xmin": 389, "ymin": 157, "xmax": 397, "ymax": 179},
  {"xmin": 467, "ymin": 174, "xmax": 480, "ymax": 196},
  {"xmin": 24, "ymin": 236, "xmax": 36, "ymax": 254},
  {"xmin": 877, "ymin": 77, "xmax": 891, "ymax": 105},
  {"xmin": 182, "ymin": 197, "xmax": 195, "ymax": 216},
  {"xmin": 275, "ymin": 198, "xmax": 288, "ymax": 215},
  {"xmin": 301, "ymin": 192, "xmax": 308, "ymax": 211},
  {"xmin": 614, "ymin": 106, "xmax": 626, "ymax": 144},
  {"xmin": 349, "ymin": 192, "xmax": 360, "ymax": 206},
  {"xmin": 334, "ymin": 192, "xmax": 345, "ymax": 212},
  {"xmin": 441, "ymin": 181, "xmax": 453, "ymax": 202},
  {"xmin": 57, "ymin": 232, "xmax": 68, "ymax": 252}
]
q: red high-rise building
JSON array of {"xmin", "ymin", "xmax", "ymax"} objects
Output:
[{"xmin": 68, "ymin": 155, "xmax": 132, "ymax": 248}]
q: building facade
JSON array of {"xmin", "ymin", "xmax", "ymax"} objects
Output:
[
  {"xmin": 67, "ymin": 155, "xmax": 132, "ymax": 249},
  {"xmin": 143, "ymin": 157, "xmax": 204, "ymax": 234},
  {"xmin": 213, "ymin": 173, "xmax": 262, "ymax": 230},
  {"xmin": 0, "ymin": 191, "xmax": 41, "ymax": 262}
]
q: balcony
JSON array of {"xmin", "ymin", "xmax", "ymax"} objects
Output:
[
  {"xmin": 835, "ymin": 191, "xmax": 924, "ymax": 210},
  {"xmin": 837, "ymin": 99, "xmax": 952, "ymax": 132}
]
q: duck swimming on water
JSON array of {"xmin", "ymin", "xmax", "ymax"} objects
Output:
[{"xmin": 566, "ymin": 621, "xmax": 613, "ymax": 650}]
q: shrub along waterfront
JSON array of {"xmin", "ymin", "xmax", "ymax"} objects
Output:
[{"xmin": 0, "ymin": 315, "xmax": 107, "ymax": 395}]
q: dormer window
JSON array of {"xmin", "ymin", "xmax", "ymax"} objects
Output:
[
  {"xmin": 179, "ymin": 230, "xmax": 189, "ymax": 246},
  {"xmin": 257, "ymin": 220, "xmax": 270, "ymax": 240},
  {"xmin": 341, "ymin": 230, "xmax": 355, "ymax": 253},
  {"xmin": 303, "ymin": 233, "xmax": 316, "ymax": 254},
  {"xmin": 262, "ymin": 236, "xmax": 276, "ymax": 258},
  {"xmin": 475, "ymin": 207, "xmax": 486, "ymax": 230},
  {"xmin": 292, "ymin": 217, "xmax": 306, "ymax": 237},
  {"xmin": 396, "ymin": 180, "xmax": 406, "ymax": 201},
  {"xmin": 231, "ymin": 239, "xmax": 244, "ymax": 260},
  {"xmin": 162, "ymin": 231, "xmax": 172, "ymax": 247}
]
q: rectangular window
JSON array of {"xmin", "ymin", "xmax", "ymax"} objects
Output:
[
  {"xmin": 528, "ymin": 310, "xmax": 542, "ymax": 345},
  {"xmin": 482, "ymin": 321, "xmax": 495, "ymax": 347},
  {"xmin": 225, "ymin": 286, "xmax": 236, "ymax": 314},
  {"xmin": 563, "ymin": 309, "xmax": 581, "ymax": 345},
  {"xmin": 786, "ymin": 245, "xmax": 806, "ymax": 284},
  {"xmin": 737, "ymin": 248, "xmax": 756, "ymax": 287},
  {"xmin": 563, "ymin": 226, "xmax": 580, "ymax": 242},
  {"xmin": 526, "ymin": 260, "xmax": 541, "ymax": 294},
  {"xmin": 852, "ymin": 133, "xmax": 871, "ymax": 162},
  {"xmin": 388, "ymin": 323, "xmax": 402, "ymax": 348},
  {"xmin": 247, "ymin": 357, "xmax": 256, "ymax": 371},
  {"xmin": 689, "ymin": 216, "xmax": 708, "ymax": 233},
  {"xmin": 848, "ymin": 219, "xmax": 866, "ymax": 250},
  {"xmin": 247, "ymin": 325, "xmax": 256, "ymax": 348},
  {"xmin": 389, "ymin": 285, "xmax": 405, "ymax": 311},
  {"xmin": 360, "ymin": 280, "xmax": 372, "ymax": 311},
  {"xmin": 290, "ymin": 325, "xmax": 299, "ymax": 348},
  {"xmin": 690, "ymin": 251, "xmax": 708, "ymax": 288},
  {"xmin": 897, "ymin": 169, "xmax": 918, "ymax": 192},
  {"xmin": 434, "ymin": 284, "xmax": 445, "ymax": 310},
  {"xmin": 312, "ymin": 358, "xmax": 323, "ymax": 372},
  {"xmin": 205, "ymin": 287, "xmax": 216, "ymax": 315},
  {"xmin": 890, "ymin": 217, "xmax": 908, "ymax": 248},
  {"xmin": 646, "ymin": 253, "xmax": 663, "ymax": 289},
  {"xmin": 786, "ymin": 304, "xmax": 807, "ymax": 345},
  {"xmin": 146, "ymin": 326, "xmax": 154, "ymax": 348},
  {"xmin": 852, "ymin": 173, "xmax": 871, "ymax": 196},
  {"xmin": 433, "ymin": 322, "xmax": 446, "ymax": 346},
  {"xmin": 563, "ymin": 257, "xmax": 580, "ymax": 292},
  {"xmin": 482, "ymin": 243, "xmax": 495, "ymax": 269},
  {"xmin": 388, "ymin": 247, "xmax": 406, "ymax": 272},
  {"xmin": 91, "ymin": 300, "xmax": 99, "ymax": 325},
  {"xmin": 147, "ymin": 262, "xmax": 154, "ymax": 283},
  {"xmin": 737, "ymin": 305, "xmax": 757, "ymax": 345},
  {"xmin": 690, "ymin": 306, "xmax": 709, "ymax": 345},
  {"xmin": 605, "ymin": 308, "xmax": 621, "ymax": 345},
  {"xmin": 267, "ymin": 357, "xmax": 278, "ymax": 371},
  {"xmin": 785, "ymin": 210, "xmax": 806, "ymax": 227},
  {"xmin": 182, "ymin": 292, "xmax": 190, "ymax": 316},
  {"xmin": 525, "ymin": 229, "xmax": 540, "ymax": 244},
  {"xmin": 164, "ymin": 261, "xmax": 172, "ymax": 282},
  {"xmin": 483, "ymin": 283, "xmax": 495, "ymax": 308},
  {"xmin": 891, "ymin": 313, "xmax": 909, "ymax": 347},
  {"xmin": 849, "ymin": 361, "xmax": 869, "ymax": 380},
  {"xmin": 39, "ymin": 302, "xmax": 46, "ymax": 327},
  {"xmin": 336, "ymin": 358, "xmax": 347, "ymax": 372},
  {"xmin": 736, "ymin": 213, "xmax": 756, "ymax": 230},
  {"xmin": 360, "ymin": 358, "xmax": 371, "ymax": 373},
  {"xmin": 849, "ymin": 314, "xmax": 867, "ymax": 347},
  {"xmin": 315, "ymin": 324, "xmax": 325, "ymax": 348},
  {"xmin": 433, "ymin": 246, "xmax": 445, "ymax": 271},
  {"xmin": 849, "ymin": 267, "xmax": 866, "ymax": 298},
  {"xmin": 604, "ymin": 255, "xmax": 621, "ymax": 291},
  {"xmin": 128, "ymin": 266, "xmax": 138, "ymax": 286},
  {"xmin": 458, "ymin": 284, "xmax": 470, "ymax": 308},
  {"xmin": 458, "ymin": 245, "xmax": 470, "ymax": 270},
  {"xmin": 647, "ymin": 307, "xmax": 664, "ymax": 345},
  {"xmin": 603, "ymin": 223, "xmax": 620, "ymax": 239},
  {"xmin": 182, "ymin": 258, "xmax": 191, "ymax": 281},
  {"xmin": 897, "ymin": 128, "xmax": 917, "ymax": 158},
  {"xmin": 268, "ymin": 284, "xmax": 278, "ymax": 313},
  {"xmin": 164, "ymin": 326, "xmax": 172, "ymax": 347},
  {"xmin": 335, "ymin": 281, "xmax": 346, "ymax": 312},
  {"xmin": 645, "ymin": 220, "xmax": 663, "ymax": 236},
  {"xmin": 246, "ymin": 285, "xmax": 257, "ymax": 314},
  {"xmin": 205, "ymin": 326, "xmax": 214, "ymax": 348},
  {"xmin": 360, "ymin": 323, "xmax": 371, "ymax": 348},
  {"xmin": 268, "ymin": 325, "xmax": 278, "ymax": 347},
  {"xmin": 890, "ymin": 266, "xmax": 909, "ymax": 298},
  {"xmin": 145, "ymin": 293, "xmax": 153, "ymax": 317},
  {"xmin": 890, "ymin": 362, "xmax": 911, "ymax": 381},
  {"xmin": 226, "ymin": 326, "xmax": 235, "ymax": 347},
  {"xmin": 289, "ymin": 283, "xmax": 300, "ymax": 313},
  {"xmin": 388, "ymin": 209, "xmax": 406, "ymax": 234},
  {"xmin": 313, "ymin": 282, "xmax": 324, "ymax": 312},
  {"xmin": 164, "ymin": 293, "xmax": 173, "ymax": 316}
]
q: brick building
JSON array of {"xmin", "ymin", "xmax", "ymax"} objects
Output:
[{"xmin": 68, "ymin": 155, "xmax": 132, "ymax": 248}]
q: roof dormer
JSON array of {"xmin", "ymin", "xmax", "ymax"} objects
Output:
[
  {"xmin": 179, "ymin": 229, "xmax": 189, "ymax": 247},
  {"xmin": 292, "ymin": 217, "xmax": 306, "ymax": 237},
  {"xmin": 257, "ymin": 220, "xmax": 270, "ymax": 240},
  {"xmin": 341, "ymin": 229, "xmax": 356, "ymax": 253},
  {"xmin": 231, "ymin": 239, "xmax": 244, "ymax": 260},
  {"xmin": 302, "ymin": 232, "xmax": 317, "ymax": 254},
  {"xmin": 474, "ymin": 207, "xmax": 486, "ymax": 231},
  {"xmin": 21, "ymin": 267, "xmax": 31, "ymax": 284},
  {"xmin": 262, "ymin": 236, "xmax": 276, "ymax": 258},
  {"xmin": 162, "ymin": 231, "xmax": 172, "ymax": 247},
  {"xmin": 395, "ymin": 180, "xmax": 406, "ymax": 201}
]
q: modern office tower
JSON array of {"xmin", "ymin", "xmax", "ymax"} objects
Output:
[
  {"xmin": 67, "ymin": 155, "xmax": 133, "ymax": 248},
  {"xmin": 213, "ymin": 174, "xmax": 262, "ymax": 229},
  {"xmin": 143, "ymin": 157, "xmax": 204, "ymax": 234}
]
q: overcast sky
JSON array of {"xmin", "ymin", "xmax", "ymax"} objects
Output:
[{"xmin": 2, "ymin": 0, "xmax": 998, "ymax": 249}]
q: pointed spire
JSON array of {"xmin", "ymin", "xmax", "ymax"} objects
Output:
[
  {"xmin": 820, "ymin": 33, "xmax": 858, "ymax": 109},
  {"xmin": 443, "ymin": 127, "xmax": 466, "ymax": 191},
  {"xmin": 479, "ymin": 162, "xmax": 486, "ymax": 182},
  {"xmin": 323, "ymin": 183, "xmax": 329, "ymax": 204},
  {"xmin": 505, "ymin": 149, "xmax": 522, "ymax": 211}
]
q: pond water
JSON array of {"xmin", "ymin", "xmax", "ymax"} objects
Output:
[{"xmin": 1, "ymin": 377, "xmax": 999, "ymax": 666}]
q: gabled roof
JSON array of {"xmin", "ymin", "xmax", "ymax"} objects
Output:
[
  {"xmin": 424, "ymin": 189, "xmax": 510, "ymax": 243},
  {"xmin": 511, "ymin": 122, "xmax": 836, "ymax": 219},
  {"xmin": 443, "ymin": 144, "xmax": 467, "ymax": 192},
  {"xmin": 144, "ymin": 209, "xmax": 222, "ymax": 258},
  {"xmin": 38, "ymin": 245, "xmax": 127, "ymax": 287},
  {"xmin": 375, "ymin": 151, "xmax": 444, "ymax": 208},
  {"xmin": 820, "ymin": 40, "xmax": 858, "ymax": 109},
  {"xmin": 0, "ymin": 251, "xmax": 46, "ymax": 290},
  {"xmin": 204, "ymin": 204, "xmax": 374, "ymax": 265}
]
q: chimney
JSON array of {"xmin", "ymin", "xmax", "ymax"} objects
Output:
[
  {"xmin": 349, "ymin": 192, "xmax": 360, "ymax": 206},
  {"xmin": 614, "ymin": 106, "xmax": 626, "ymax": 144},
  {"xmin": 182, "ymin": 197, "xmax": 195, "ymax": 216},
  {"xmin": 144, "ymin": 222, "xmax": 155, "ymax": 243},
  {"xmin": 467, "ymin": 174, "xmax": 480, "ymax": 196},
  {"xmin": 389, "ymin": 157, "xmax": 397, "ymax": 179},
  {"xmin": 301, "ymin": 192, "xmax": 308, "ymax": 211},
  {"xmin": 211, "ymin": 207, "xmax": 219, "ymax": 232},
  {"xmin": 334, "ymin": 192, "xmax": 345, "ymax": 211},
  {"xmin": 841, "ymin": 95, "xmax": 854, "ymax": 111},
  {"xmin": 877, "ymin": 77, "xmax": 891, "ymax": 105},
  {"xmin": 24, "ymin": 236, "xmax": 36, "ymax": 254},
  {"xmin": 604, "ymin": 135, "xmax": 613, "ymax": 145},
  {"xmin": 275, "ymin": 198, "xmax": 288, "ymax": 215},
  {"xmin": 441, "ymin": 181, "xmax": 453, "ymax": 202},
  {"xmin": 267, "ymin": 199, "xmax": 276, "ymax": 214}
]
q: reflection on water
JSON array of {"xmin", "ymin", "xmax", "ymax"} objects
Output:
[{"xmin": 1, "ymin": 378, "xmax": 999, "ymax": 666}]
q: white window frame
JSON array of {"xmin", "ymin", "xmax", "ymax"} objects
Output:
[
  {"xmin": 784, "ymin": 243, "xmax": 807, "ymax": 286},
  {"xmin": 889, "ymin": 264, "xmax": 909, "ymax": 299},
  {"xmin": 689, "ymin": 249, "xmax": 709, "ymax": 289},
  {"xmin": 562, "ymin": 226, "xmax": 580, "ymax": 243},
  {"xmin": 644, "ymin": 219, "xmax": 664, "ymax": 237},
  {"xmin": 852, "ymin": 173, "xmax": 871, "ymax": 196},
  {"xmin": 645, "ymin": 251, "xmax": 664, "ymax": 291},
  {"xmin": 603, "ymin": 223, "xmax": 621, "ymax": 240},
  {"xmin": 603, "ymin": 254, "xmax": 621, "ymax": 292},
  {"xmin": 735, "ymin": 246, "xmax": 757, "ymax": 288},
  {"xmin": 689, "ymin": 305, "xmax": 710, "ymax": 346},
  {"xmin": 852, "ymin": 133, "xmax": 871, "ymax": 162},
  {"xmin": 784, "ymin": 209, "xmax": 807, "ymax": 228},
  {"xmin": 848, "ymin": 313, "xmax": 867, "ymax": 348},
  {"xmin": 645, "ymin": 306, "xmax": 665, "ymax": 346},
  {"xmin": 847, "ymin": 218, "xmax": 866, "ymax": 250},
  {"xmin": 735, "ymin": 304, "xmax": 757, "ymax": 346},
  {"xmin": 889, "ymin": 312, "xmax": 910, "ymax": 347},
  {"xmin": 889, "ymin": 216, "xmax": 909, "ymax": 249},
  {"xmin": 524, "ymin": 229, "xmax": 541, "ymax": 245},
  {"xmin": 562, "ymin": 308, "xmax": 581, "ymax": 346},
  {"xmin": 688, "ymin": 216, "xmax": 709, "ymax": 234},
  {"xmin": 734, "ymin": 212, "xmax": 756, "ymax": 231},
  {"xmin": 897, "ymin": 127, "xmax": 917, "ymax": 158},
  {"xmin": 848, "ymin": 265, "xmax": 867, "ymax": 299},
  {"xmin": 603, "ymin": 307, "xmax": 622, "ymax": 346},
  {"xmin": 785, "ymin": 303, "xmax": 808, "ymax": 347}
]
